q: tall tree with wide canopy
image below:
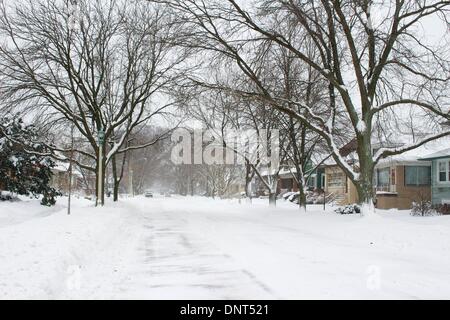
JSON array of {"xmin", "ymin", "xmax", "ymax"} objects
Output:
[{"xmin": 0, "ymin": 0, "xmax": 188, "ymax": 204}]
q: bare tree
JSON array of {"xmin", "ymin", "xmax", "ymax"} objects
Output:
[
  {"xmin": 0, "ymin": 0, "xmax": 188, "ymax": 204},
  {"xmin": 187, "ymin": 86, "xmax": 286, "ymax": 205},
  {"xmin": 256, "ymin": 34, "xmax": 334, "ymax": 210}
]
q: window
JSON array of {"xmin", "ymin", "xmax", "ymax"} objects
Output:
[
  {"xmin": 377, "ymin": 168, "xmax": 390, "ymax": 187},
  {"xmin": 405, "ymin": 166, "xmax": 431, "ymax": 186},
  {"xmin": 437, "ymin": 160, "xmax": 450, "ymax": 183},
  {"xmin": 328, "ymin": 173, "xmax": 345, "ymax": 187}
]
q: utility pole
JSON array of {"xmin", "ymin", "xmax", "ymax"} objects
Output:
[
  {"xmin": 97, "ymin": 129, "xmax": 105, "ymax": 206},
  {"xmin": 68, "ymin": 125, "xmax": 75, "ymax": 215}
]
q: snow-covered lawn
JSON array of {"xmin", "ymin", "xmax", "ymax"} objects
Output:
[{"xmin": 1, "ymin": 195, "xmax": 450, "ymax": 299}]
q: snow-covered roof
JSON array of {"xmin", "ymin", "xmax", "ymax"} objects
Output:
[
  {"xmin": 260, "ymin": 167, "xmax": 297, "ymax": 177},
  {"xmin": 259, "ymin": 137, "xmax": 450, "ymax": 172},
  {"xmin": 322, "ymin": 157, "xmax": 337, "ymax": 166},
  {"xmin": 420, "ymin": 148, "xmax": 450, "ymax": 160},
  {"xmin": 376, "ymin": 137, "xmax": 450, "ymax": 167}
]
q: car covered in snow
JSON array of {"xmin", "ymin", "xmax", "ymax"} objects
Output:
[
  {"xmin": 282, "ymin": 191, "xmax": 297, "ymax": 200},
  {"xmin": 144, "ymin": 190, "xmax": 153, "ymax": 198}
]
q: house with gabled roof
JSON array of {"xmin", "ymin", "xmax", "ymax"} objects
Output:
[{"xmin": 374, "ymin": 137, "xmax": 450, "ymax": 210}]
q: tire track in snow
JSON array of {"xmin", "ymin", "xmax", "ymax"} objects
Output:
[{"xmin": 118, "ymin": 200, "xmax": 277, "ymax": 299}]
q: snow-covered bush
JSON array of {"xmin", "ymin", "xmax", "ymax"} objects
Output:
[
  {"xmin": 0, "ymin": 191, "xmax": 20, "ymax": 202},
  {"xmin": 335, "ymin": 205, "xmax": 361, "ymax": 215},
  {"xmin": 411, "ymin": 200, "xmax": 435, "ymax": 217},
  {"xmin": 0, "ymin": 117, "xmax": 60, "ymax": 206},
  {"xmin": 306, "ymin": 191, "xmax": 326, "ymax": 204},
  {"xmin": 282, "ymin": 191, "xmax": 326, "ymax": 205},
  {"xmin": 0, "ymin": 191, "xmax": 13, "ymax": 201}
]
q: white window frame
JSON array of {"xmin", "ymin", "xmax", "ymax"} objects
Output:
[{"xmin": 437, "ymin": 159, "xmax": 450, "ymax": 184}]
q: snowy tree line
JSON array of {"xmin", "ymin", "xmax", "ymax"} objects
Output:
[
  {"xmin": 0, "ymin": 0, "xmax": 188, "ymax": 204},
  {"xmin": 0, "ymin": 0, "xmax": 448, "ymax": 214},
  {"xmin": 153, "ymin": 0, "xmax": 450, "ymax": 213}
]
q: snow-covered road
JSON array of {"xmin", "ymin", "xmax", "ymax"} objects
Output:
[
  {"xmin": 1, "ymin": 195, "xmax": 450, "ymax": 299},
  {"xmin": 111, "ymin": 201, "xmax": 276, "ymax": 299}
]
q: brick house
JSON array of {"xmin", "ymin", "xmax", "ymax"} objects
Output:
[{"xmin": 374, "ymin": 159, "xmax": 432, "ymax": 210}]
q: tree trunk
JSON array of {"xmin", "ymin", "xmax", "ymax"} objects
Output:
[
  {"xmin": 245, "ymin": 181, "xmax": 252, "ymax": 204},
  {"xmin": 245, "ymin": 162, "xmax": 254, "ymax": 203},
  {"xmin": 112, "ymin": 154, "xmax": 119, "ymax": 202},
  {"xmin": 356, "ymin": 136, "xmax": 375, "ymax": 215},
  {"xmin": 356, "ymin": 172, "xmax": 375, "ymax": 211},
  {"xmin": 298, "ymin": 180, "xmax": 307, "ymax": 212},
  {"xmin": 112, "ymin": 149, "xmax": 128, "ymax": 202},
  {"xmin": 269, "ymin": 192, "xmax": 277, "ymax": 206},
  {"xmin": 113, "ymin": 181, "xmax": 120, "ymax": 201}
]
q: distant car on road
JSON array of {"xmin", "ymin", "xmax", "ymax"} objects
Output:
[{"xmin": 144, "ymin": 190, "xmax": 153, "ymax": 198}]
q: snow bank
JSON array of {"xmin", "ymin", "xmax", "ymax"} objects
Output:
[
  {"xmin": 0, "ymin": 196, "xmax": 82, "ymax": 227},
  {"xmin": 0, "ymin": 197, "xmax": 144, "ymax": 299}
]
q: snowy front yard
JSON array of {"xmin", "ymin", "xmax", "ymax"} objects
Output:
[{"xmin": 1, "ymin": 195, "xmax": 450, "ymax": 299}]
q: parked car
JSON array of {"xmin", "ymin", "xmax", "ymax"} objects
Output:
[
  {"xmin": 144, "ymin": 190, "xmax": 153, "ymax": 198},
  {"xmin": 282, "ymin": 192, "xmax": 297, "ymax": 200},
  {"xmin": 288, "ymin": 192, "xmax": 300, "ymax": 202}
]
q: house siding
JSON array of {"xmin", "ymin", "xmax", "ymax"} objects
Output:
[
  {"xmin": 376, "ymin": 165, "xmax": 431, "ymax": 210},
  {"xmin": 431, "ymin": 159, "xmax": 450, "ymax": 205}
]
